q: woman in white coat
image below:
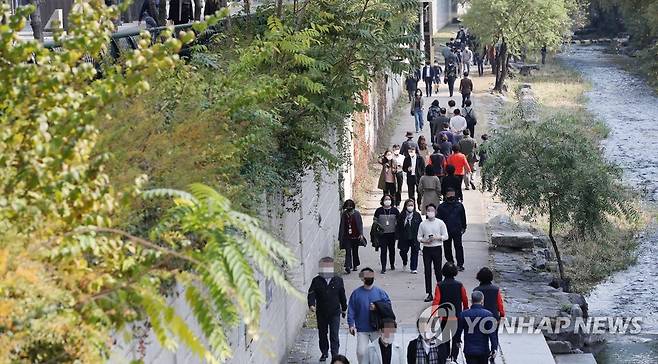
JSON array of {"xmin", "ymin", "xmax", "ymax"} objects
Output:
[{"xmin": 363, "ymin": 319, "xmax": 405, "ymax": 364}]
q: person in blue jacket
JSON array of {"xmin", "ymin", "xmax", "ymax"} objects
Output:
[
  {"xmin": 347, "ymin": 268, "xmax": 391, "ymax": 364},
  {"xmin": 456, "ymin": 291, "xmax": 499, "ymax": 364}
]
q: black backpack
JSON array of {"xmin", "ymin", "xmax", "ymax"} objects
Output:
[{"xmin": 464, "ymin": 108, "xmax": 477, "ymax": 126}]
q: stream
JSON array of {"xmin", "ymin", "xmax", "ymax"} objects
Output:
[{"xmin": 558, "ymin": 45, "xmax": 658, "ymax": 364}]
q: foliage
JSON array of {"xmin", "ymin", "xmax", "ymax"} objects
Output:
[
  {"xmin": 483, "ymin": 112, "xmax": 638, "ymax": 280},
  {"xmin": 462, "ymin": 0, "xmax": 573, "ymax": 90},
  {"xmin": 0, "ymin": 1, "xmax": 298, "ymax": 363},
  {"xmin": 101, "ymin": 0, "xmax": 421, "ymax": 211}
]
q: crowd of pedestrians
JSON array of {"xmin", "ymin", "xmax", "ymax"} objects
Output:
[{"xmin": 307, "ymin": 25, "xmax": 504, "ymax": 364}]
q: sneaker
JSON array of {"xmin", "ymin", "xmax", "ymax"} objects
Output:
[
  {"xmin": 352, "ymin": 267, "xmax": 358, "ymax": 271},
  {"xmin": 424, "ymin": 294, "xmax": 433, "ymax": 302},
  {"xmin": 390, "ymin": 265, "xmax": 396, "ymax": 271},
  {"xmin": 411, "ymin": 270, "xmax": 418, "ymax": 274},
  {"xmin": 402, "ymin": 265, "xmax": 407, "ymax": 272},
  {"xmin": 319, "ymin": 354, "xmax": 328, "ymax": 362},
  {"xmin": 458, "ymin": 265, "xmax": 465, "ymax": 271},
  {"xmin": 465, "ymin": 187, "xmax": 470, "ymax": 190},
  {"xmin": 344, "ymin": 267, "xmax": 351, "ymax": 274},
  {"xmin": 471, "ymin": 182, "xmax": 476, "ymax": 190},
  {"xmin": 381, "ymin": 269, "xmax": 386, "ymax": 274}
]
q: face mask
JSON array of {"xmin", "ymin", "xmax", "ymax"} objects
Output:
[
  {"xmin": 447, "ymin": 195, "xmax": 456, "ymax": 201},
  {"xmin": 319, "ymin": 267, "xmax": 334, "ymax": 278},
  {"xmin": 363, "ymin": 277, "xmax": 374, "ymax": 286},
  {"xmin": 406, "ymin": 206, "xmax": 414, "ymax": 212},
  {"xmin": 393, "ymin": 150, "xmax": 399, "ymax": 155},
  {"xmin": 422, "ymin": 331, "xmax": 436, "ymax": 341},
  {"xmin": 383, "ymin": 200, "xmax": 392, "ymax": 207},
  {"xmin": 409, "ymin": 153, "xmax": 416, "ymax": 158},
  {"xmin": 426, "ymin": 211, "xmax": 436, "ymax": 219},
  {"xmin": 381, "ymin": 335, "xmax": 394, "ymax": 345},
  {"xmin": 386, "ymin": 155, "xmax": 392, "ymax": 160}
]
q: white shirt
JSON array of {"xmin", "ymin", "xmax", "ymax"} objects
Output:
[
  {"xmin": 395, "ymin": 153, "xmax": 405, "ymax": 169},
  {"xmin": 450, "ymin": 115, "xmax": 467, "ymax": 133},
  {"xmin": 409, "ymin": 155, "xmax": 417, "ymax": 176},
  {"xmin": 424, "ymin": 65, "xmax": 432, "ymax": 78},
  {"xmin": 417, "ymin": 218, "xmax": 449, "ymax": 247}
]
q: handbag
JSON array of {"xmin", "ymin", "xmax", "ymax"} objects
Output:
[
  {"xmin": 410, "ymin": 109, "xmax": 415, "ymax": 116},
  {"xmin": 359, "ymin": 235, "xmax": 368, "ymax": 247}
]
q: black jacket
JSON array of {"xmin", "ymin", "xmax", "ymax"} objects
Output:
[
  {"xmin": 403, "ymin": 155, "xmax": 426, "ymax": 179},
  {"xmin": 307, "ymin": 275, "xmax": 347, "ymax": 318},
  {"xmin": 441, "ymin": 175, "xmax": 462, "ymax": 198},
  {"xmin": 395, "ymin": 210, "xmax": 422, "ymax": 249},
  {"xmin": 370, "ymin": 300, "xmax": 396, "ymax": 331},
  {"xmin": 437, "ymin": 200, "xmax": 467, "ymax": 235},
  {"xmin": 407, "ymin": 337, "xmax": 449, "ymax": 364}
]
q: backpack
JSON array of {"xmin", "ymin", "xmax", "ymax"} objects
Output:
[{"xmin": 463, "ymin": 108, "xmax": 477, "ymax": 126}]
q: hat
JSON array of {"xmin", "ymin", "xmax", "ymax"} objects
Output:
[{"xmin": 405, "ymin": 131, "xmax": 414, "ymax": 138}]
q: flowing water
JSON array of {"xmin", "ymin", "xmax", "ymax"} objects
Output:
[{"xmin": 558, "ymin": 45, "xmax": 658, "ymax": 364}]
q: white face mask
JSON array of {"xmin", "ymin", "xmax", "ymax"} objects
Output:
[
  {"xmin": 386, "ymin": 155, "xmax": 392, "ymax": 160},
  {"xmin": 393, "ymin": 150, "xmax": 400, "ymax": 155},
  {"xmin": 381, "ymin": 335, "xmax": 394, "ymax": 345},
  {"xmin": 426, "ymin": 211, "xmax": 436, "ymax": 219},
  {"xmin": 409, "ymin": 152, "xmax": 416, "ymax": 158},
  {"xmin": 406, "ymin": 206, "xmax": 414, "ymax": 212},
  {"xmin": 383, "ymin": 200, "xmax": 392, "ymax": 207}
]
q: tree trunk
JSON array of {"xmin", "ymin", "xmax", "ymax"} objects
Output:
[
  {"xmin": 493, "ymin": 41, "xmax": 508, "ymax": 91},
  {"xmin": 28, "ymin": 0, "xmax": 43, "ymax": 42},
  {"xmin": 548, "ymin": 201, "xmax": 566, "ymax": 282},
  {"xmin": 194, "ymin": 0, "xmax": 202, "ymax": 20},
  {"xmin": 159, "ymin": 0, "xmax": 168, "ymax": 26},
  {"xmin": 276, "ymin": 0, "xmax": 283, "ymax": 18}
]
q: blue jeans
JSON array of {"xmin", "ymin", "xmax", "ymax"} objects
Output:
[{"xmin": 414, "ymin": 107, "xmax": 423, "ymax": 132}]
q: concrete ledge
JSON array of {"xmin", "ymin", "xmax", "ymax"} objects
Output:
[
  {"xmin": 499, "ymin": 332, "xmax": 556, "ymax": 364},
  {"xmin": 554, "ymin": 353, "xmax": 597, "ymax": 364}
]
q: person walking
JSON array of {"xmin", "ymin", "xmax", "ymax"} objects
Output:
[
  {"xmin": 392, "ymin": 144, "xmax": 405, "ymax": 207},
  {"xmin": 446, "ymin": 145, "xmax": 471, "ymax": 193},
  {"xmin": 462, "ymin": 100, "xmax": 478, "ymax": 138},
  {"xmin": 403, "ymin": 148, "xmax": 426, "ymax": 205},
  {"xmin": 447, "ymin": 100, "xmax": 458, "ymax": 118},
  {"xmin": 459, "ymin": 72, "xmax": 473, "ymax": 108},
  {"xmin": 308, "ymin": 257, "xmax": 348, "ymax": 362},
  {"xmin": 458, "ymin": 130, "xmax": 478, "ymax": 191},
  {"xmin": 378, "ymin": 150, "xmax": 398, "ymax": 205},
  {"xmin": 400, "ymin": 131, "xmax": 420, "ymax": 157},
  {"xmin": 405, "ymin": 75, "xmax": 419, "ymax": 102},
  {"xmin": 422, "ymin": 61, "xmax": 436, "ymax": 97},
  {"xmin": 541, "ymin": 45, "xmax": 547, "ymax": 65},
  {"xmin": 418, "ymin": 165, "xmax": 442, "ymax": 215},
  {"xmin": 478, "ymin": 134, "xmax": 492, "ymax": 192},
  {"xmin": 347, "ymin": 268, "xmax": 392, "ymax": 364},
  {"xmin": 474, "ymin": 49, "xmax": 484, "ymax": 77},
  {"xmin": 374, "ymin": 195, "xmax": 399, "ymax": 274},
  {"xmin": 363, "ymin": 319, "xmax": 405, "ymax": 364},
  {"xmin": 442, "ymin": 165, "xmax": 463, "ymax": 202},
  {"xmin": 438, "ymin": 189, "xmax": 467, "ymax": 271},
  {"xmin": 444, "ymin": 62, "xmax": 458, "ymax": 97},
  {"xmin": 396, "ymin": 199, "xmax": 422, "ymax": 274},
  {"xmin": 474, "ymin": 267, "xmax": 506, "ymax": 356},
  {"xmin": 431, "ymin": 262, "xmax": 470, "ymax": 361},
  {"xmin": 434, "ymin": 108, "xmax": 452, "ymax": 144},
  {"xmin": 411, "ymin": 89, "xmax": 425, "ymax": 133},
  {"xmin": 462, "ymin": 46, "xmax": 473, "ymax": 75},
  {"xmin": 428, "ymin": 144, "xmax": 448, "ymax": 180},
  {"xmin": 427, "ymin": 100, "xmax": 442, "ymax": 144},
  {"xmin": 418, "ymin": 135, "xmax": 431, "ymax": 162},
  {"xmin": 331, "ymin": 355, "xmax": 351, "ymax": 364},
  {"xmin": 406, "ymin": 317, "xmax": 450, "ymax": 364},
  {"xmin": 449, "ymin": 109, "xmax": 467, "ymax": 145},
  {"xmin": 338, "ymin": 199, "xmax": 363, "ymax": 274},
  {"xmin": 438, "ymin": 134, "xmax": 453, "ymax": 157},
  {"xmin": 456, "ymin": 291, "xmax": 499, "ymax": 364},
  {"xmin": 417, "ymin": 204, "xmax": 449, "ymax": 302},
  {"xmin": 433, "ymin": 61, "xmax": 443, "ymax": 95}
]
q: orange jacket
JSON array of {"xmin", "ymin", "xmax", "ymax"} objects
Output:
[{"xmin": 447, "ymin": 152, "xmax": 471, "ymax": 175}]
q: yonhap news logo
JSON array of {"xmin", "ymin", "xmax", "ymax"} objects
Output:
[{"xmin": 417, "ymin": 303, "xmax": 459, "ymax": 344}]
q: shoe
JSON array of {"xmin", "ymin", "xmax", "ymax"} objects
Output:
[
  {"xmin": 402, "ymin": 265, "xmax": 407, "ymax": 272},
  {"xmin": 381, "ymin": 269, "xmax": 386, "ymax": 274},
  {"xmin": 344, "ymin": 267, "xmax": 351, "ymax": 274},
  {"xmin": 465, "ymin": 187, "xmax": 470, "ymax": 190},
  {"xmin": 352, "ymin": 267, "xmax": 358, "ymax": 271},
  {"xmin": 411, "ymin": 270, "xmax": 418, "ymax": 274},
  {"xmin": 458, "ymin": 265, "xmax": 465, "ymax": 271},
  {"xmin": 319, "ymin": 354, "xmax": 328, "ymax": 362},
  {"xmin": 471, "ymin": 182, "xmax": 476, "ymax": 189},
  {"xmin": 424, "ymin": 294, "xmax": 433, "ymax": 302},
  {"xmin": 390, "ymin": 265, "xmax": 396, "ymax": 271}
]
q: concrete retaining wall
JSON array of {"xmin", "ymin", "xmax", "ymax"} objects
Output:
[{"xmin": 432, "ymin": 0, "xmax": 452, "ymax": 34}]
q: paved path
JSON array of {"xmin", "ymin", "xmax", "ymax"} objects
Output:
[{"xmin": 287, "ymin": 73, "xmax": 499, "ymax": 363}]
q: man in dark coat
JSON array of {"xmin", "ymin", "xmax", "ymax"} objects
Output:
[
  {"xmin": 456, "ymin": 291, "xmax": 499, "ymax": 364},
  {"xmin": 403, "ymin": 148, "xmax": 426, "ymax": 205},
  {"xmin": 421, "ymin": 61, "xmax": 437, "ymax": 97},
  {"xmin": 406, "ymin": 75, "xmax": 419, "ymax": 102},
  {"xmin": 169, "ymin": 0, "xmax": 193, "ymax": 25},
  {"xmin": 308, "ymin": 257, "xmax": 348, "ymax": 362},
  {"xmin": 437, "ymin": 188, "xmax": 467, "ymax": 271}
]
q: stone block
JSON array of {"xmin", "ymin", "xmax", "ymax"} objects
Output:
[
  {"xmin": 491, "ymin": 231, "xmax": 535, "ymax": 249},
  {"xmin": 547, "ymin": 340, "xmax": 573, "ymax": 354}
]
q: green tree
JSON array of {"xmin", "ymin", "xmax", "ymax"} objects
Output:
[
  {"xmin": 0, "ymin": 2, "xmax": 297, "ymax": 363},
  {"xmin": 483, "ymin": 113, "xmax": 636, "ymax": 283},
  {"xmin": 462, "ymin": 0, "xmax": 573, "ymax": 91}
]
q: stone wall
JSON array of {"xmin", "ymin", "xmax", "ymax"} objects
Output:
[{"xmin": 109, "ymin": 71, "xmax": 404, "ymax": 364}]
